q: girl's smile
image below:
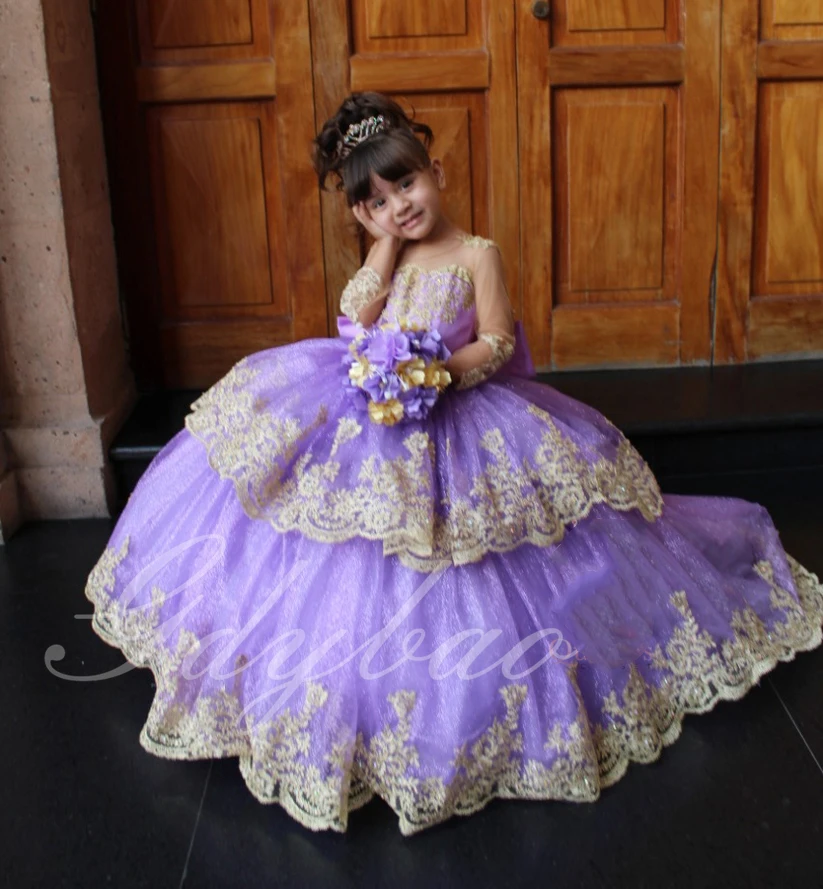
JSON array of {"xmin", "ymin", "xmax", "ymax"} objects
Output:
[
  {"xmin": 364, "ymin": 160, "xmax": 447, "ymax": 243},
  {"xmin": 401, "ymin": 210, "xmax": 424, "ymax": 230}
]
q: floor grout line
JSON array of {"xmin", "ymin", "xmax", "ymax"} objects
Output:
[
  {"xmin": 178, "ymin": 761, "xmax": 213, "ymax": 889},
  {"xmin": 767, "ymin": 676, "xmax": 823, "ymax": 778}
]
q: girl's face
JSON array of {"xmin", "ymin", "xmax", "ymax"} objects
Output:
[{"xmin": 362, "ymin": 159, "xmax": 446, "ymax": 240}]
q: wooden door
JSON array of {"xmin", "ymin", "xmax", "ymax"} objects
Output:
[
  {"xmin": 97, "ymin": 0, "xmax": 823, "ymax": 388},
  {"xmin": 97, "ymin": 0, "xmax": 326, "ymax": 389},
  {"xmin": 308, "ymin": 0, "xmax": 521, "ymax": 329},
  {"xmin": 517, "ymin": 0, "xmax": 721, "ymax": 370},
  {"xmin": 716, "ymin": 0, "xmax": 823, "ymax": 362}
]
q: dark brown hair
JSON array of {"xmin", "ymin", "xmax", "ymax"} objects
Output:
[{"xmin": 312, "ymin": 92, "xmax": 434, "ymax": 206}]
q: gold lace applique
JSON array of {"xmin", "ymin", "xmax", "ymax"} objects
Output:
[
  {"xmin": 341, "ymin": 266, "xmax": 385, "ymax": 324},
  {"xmin": 276, "ymin": 430, "xmax": 437, "ymax": 558},
  {"xmin": 400, "ymin": 404, "xmax": 663, "ymax": 571},
  {"xmin": 731, "ymin": 558, "xmax": 823, "ymax": 666},
  {"xmin": 330, "ymin": 417, "xmax": 363, "ymax": 457},
  {"xmin": 84, "ymin": 538, "xmax": 364, "ymax": 828},
  {"xmin": 185, "ymin": 360, "xmax": 329, "ymax": 509},
  {"xmin": 594, "ymin": 557, "xmax": 823, "ymax": 785},
  {"xmin": 85, "ymin": 535, "xmax": 823, "ymax": 835},
  {"xmin": 185, "ymin": 372, "xmax": 664, "ymax": 570},
  {"xmin": 86, "ymin": 536, "xmax": 130, "ymax": 612},
  {"xmin": 454, "ymin": 332, "xmax": 517, "ymax": 390},
  {"xmin": 383, "ymin": 264, "xmax": 474, "ymax": 329},
  {"xmin": 239, "ymin": 683, "xmax": 358, "ymax": 824},
  {"xmin": 459, "ymin": 234, "xmax": 496, "ymax": 250},
  {"xmin": 354, "ymin": 684, "xmax": 534, "ymax": 832},
  {"xmin": 529, "ymin": 676, "xmax": 601, "ymax": 799},
  {"xmin": 85, "ymin": 535, "xmax": 171, "ymax": 676}
]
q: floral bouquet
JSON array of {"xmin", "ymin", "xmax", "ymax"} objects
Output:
[{"xmin": 342, "ymin": 322, "xmax": 453, "ymax": 426}]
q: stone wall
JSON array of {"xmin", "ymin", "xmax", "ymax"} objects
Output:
[{"xmin": 0, "ymin": 0, "xmax": 135, "ymax": 543}]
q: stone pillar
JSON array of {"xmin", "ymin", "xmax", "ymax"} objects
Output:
[
  {"xmin": 0, "ymin": 433, "xmax": 19, "ymax": 543},
  {"xmin": 0, "ymin": 0, "xmax": 136, "ymax": 542}
]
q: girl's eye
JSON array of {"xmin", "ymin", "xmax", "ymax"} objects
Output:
[
  {"xmin": 371, "ymin": 198, "xmax": 385, "ymax": 209},
  {"xmin": 401, "ymin": 179, "xmax": 414, "ymax": 189}
]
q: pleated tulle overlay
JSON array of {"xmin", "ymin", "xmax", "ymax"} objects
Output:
[{"xmin": 85, "ymin": 265, "xmax": 823, "ymax": 836}]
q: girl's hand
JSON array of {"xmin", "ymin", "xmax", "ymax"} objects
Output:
[{"xmin": 352, "ymin": 202, "xmax": 405, "ymax": 246}]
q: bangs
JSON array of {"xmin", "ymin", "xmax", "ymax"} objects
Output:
[{"xmin": 342, "ymin": 131, "xmax": 430, "ymax": 205}]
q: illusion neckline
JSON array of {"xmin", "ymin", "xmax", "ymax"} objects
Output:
[
  {"xmin": 392, "ymin": 262, "xmax": 473, "ymax": 280},
  {"xmin": 392, "ymin": 232, "xmax": 491, "ymax": 279}
]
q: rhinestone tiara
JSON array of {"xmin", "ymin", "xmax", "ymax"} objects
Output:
[{"xmin": 338, "ymin": 114, "xmax": 390, "ymax": 160}]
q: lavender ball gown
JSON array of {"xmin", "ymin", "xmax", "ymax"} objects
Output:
[{"xmin": 85, "ymin": 246, "xmax": 823, "ymax": 837}]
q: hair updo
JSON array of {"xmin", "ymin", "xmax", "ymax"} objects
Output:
[{"xmin": 312, "ymin": 92, "xmax": 434, "ymax": 207}]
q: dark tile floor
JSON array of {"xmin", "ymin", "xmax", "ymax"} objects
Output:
[{"xmin": 2, "ymin": 466, "xmax": 822, "ymax": 888}]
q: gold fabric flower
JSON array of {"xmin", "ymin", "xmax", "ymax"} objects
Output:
[{"xmin": 368, "ymin": 399, "xmax": 404, "ymax": 426}]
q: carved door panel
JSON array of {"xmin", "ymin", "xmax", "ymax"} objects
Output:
[
  {"xmin": 517, "ymin": 0, "xmax": 720, "ymax": 369},
  {"xmin": 98, "ymin": 1, "xmax": 823, "ymax": 386},
  {"xmin": 716, "ymin": 0, "xmax": 823, "ymax": 362},
  {"xmin": 98, "ymin": 0, "xmax": 325, "ymax": 388}
]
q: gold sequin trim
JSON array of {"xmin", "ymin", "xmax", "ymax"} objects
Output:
[{"xmin": 85, "ymin": 536, "xmax": 823, "ymax": 835}]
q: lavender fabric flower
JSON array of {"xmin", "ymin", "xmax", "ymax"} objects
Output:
[
  {"xmin": 362, "ymin": 371, "xmax": 403, "ymax": 402},
  {"xmin": 418, "ymin": 330, "xmax": 448, "ymax": 360},
  {"xmin": 362, "ymin": 329, "xmax": 412, "ymax": 372},
  {"xmin": 400, "ymin": 386, "xmax": 439, "ymax": 421}
]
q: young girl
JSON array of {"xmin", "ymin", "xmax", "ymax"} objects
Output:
[{"xmin": 85, "ymin": 91, "xmax": 823, "ymax": 837}]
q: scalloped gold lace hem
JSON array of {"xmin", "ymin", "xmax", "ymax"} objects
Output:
[
  {"xmin": 189, "ymin": 421, "xmax": 661, "ymax": 572},
  {"xmin": 84, "ymin": 537, "xmax": 823, "ymax": 836}
]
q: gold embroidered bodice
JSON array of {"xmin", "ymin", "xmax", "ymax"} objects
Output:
[
  {"xmin": 379, "ymin": 264, "xmax": 475, "ymax": 329},
  {"xmin": 341, "ymin": 234, "xmax": 495, "ymax": 329},
  {"xmin": 340, "ymin": 234, "xmax": 516, "ymax": 390}
]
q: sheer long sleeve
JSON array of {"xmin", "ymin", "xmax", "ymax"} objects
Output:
[
  {"xmin": 340, "ymin": 267, "xmax": 388, "ymax": 325},
  {"xmin": 448, "ymin": 245, "xmax": 516, "ymax": 390}
]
